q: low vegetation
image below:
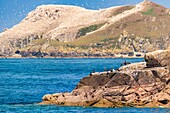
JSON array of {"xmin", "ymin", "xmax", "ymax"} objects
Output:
[
  {"xmin": 76, "ymin": 24, "xmax": 104, "ymax": 38},
  {"xmin": 141, "ymin": 8, "xmax": 156, "ymax": 16}
]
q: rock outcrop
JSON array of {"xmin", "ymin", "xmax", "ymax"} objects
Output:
[
  {"xmin": 145, "ymin": 49, "xmax": 170, "ymax": 67},
  {"xmin": 40, "ymin": 49, "xmax": 170, "ymax": 108}
]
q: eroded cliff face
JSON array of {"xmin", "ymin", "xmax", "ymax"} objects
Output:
[
  {"xmin": 40, "ymin": 49, "xmax": 170, "ymax": 108},
  {"xmin": 0, "ymin": 1, "xmax": 170, "ymax": 57},
  {"xmin": 0, "ymin": 4, "xmax": 133, "ymax": 54}
]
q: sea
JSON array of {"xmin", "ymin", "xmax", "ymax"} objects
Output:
[{"xmin": 0, "ymin": 58, "xmax": 169, "ymax": 113}]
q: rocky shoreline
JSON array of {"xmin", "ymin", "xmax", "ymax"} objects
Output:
[
  {"xmin": 39, "ymin": 49, "xmax": 170, "ymax": 108},
  {"xmin": 0, "ymin": 51, "xmax": 144, "ymax": 58}
]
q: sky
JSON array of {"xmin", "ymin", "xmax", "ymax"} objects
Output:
[{"xmin": 0, "ymin": 0, "xmax": 169, "ymax": 32}]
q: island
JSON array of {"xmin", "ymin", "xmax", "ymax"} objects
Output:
[{"xmin": 0, "ymin": 1, "xmax": 170, "ymax": 58}]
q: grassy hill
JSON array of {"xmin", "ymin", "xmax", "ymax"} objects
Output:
[{"xmin": 0, "ymin": 1, "xmax": 170, "ymax": 57}]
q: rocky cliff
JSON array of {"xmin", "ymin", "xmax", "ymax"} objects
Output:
[
  {"xmin": 0, "ymin": 4, "xmax": 134, "ymax": 55},
  {"xmin": 40, "ymin": 49, "xmax": 170, "ymax": 108},
  {"xmin": 0, "ymin": 1, "xmax": 170, "ymax": 57}
]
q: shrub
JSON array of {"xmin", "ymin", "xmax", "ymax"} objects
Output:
[
  {"xmin": 76, "ymin": 24, "xmax": 104, "ymax": 38},
  {"xmin": 141, "ymin": 8, "xmax": 156, "ymax": 16}
]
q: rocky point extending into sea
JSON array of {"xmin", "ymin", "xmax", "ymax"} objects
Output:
[{"xmin": 40, "ymin": 49, "xmax": 170, "ymax": 108}]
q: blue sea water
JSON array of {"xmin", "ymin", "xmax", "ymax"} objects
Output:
[{"xmin": 0, "ymin": 58, "xmax": 169, "ymax": 113}]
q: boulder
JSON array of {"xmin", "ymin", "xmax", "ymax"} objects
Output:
[{"xmin": 145, "ymin": 49, "xmax": 170, "ymax": 68}]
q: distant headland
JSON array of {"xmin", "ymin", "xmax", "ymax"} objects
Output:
[{"xmin": 0, "ymin": 1, "xmax": 169, "ymax": 58}]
